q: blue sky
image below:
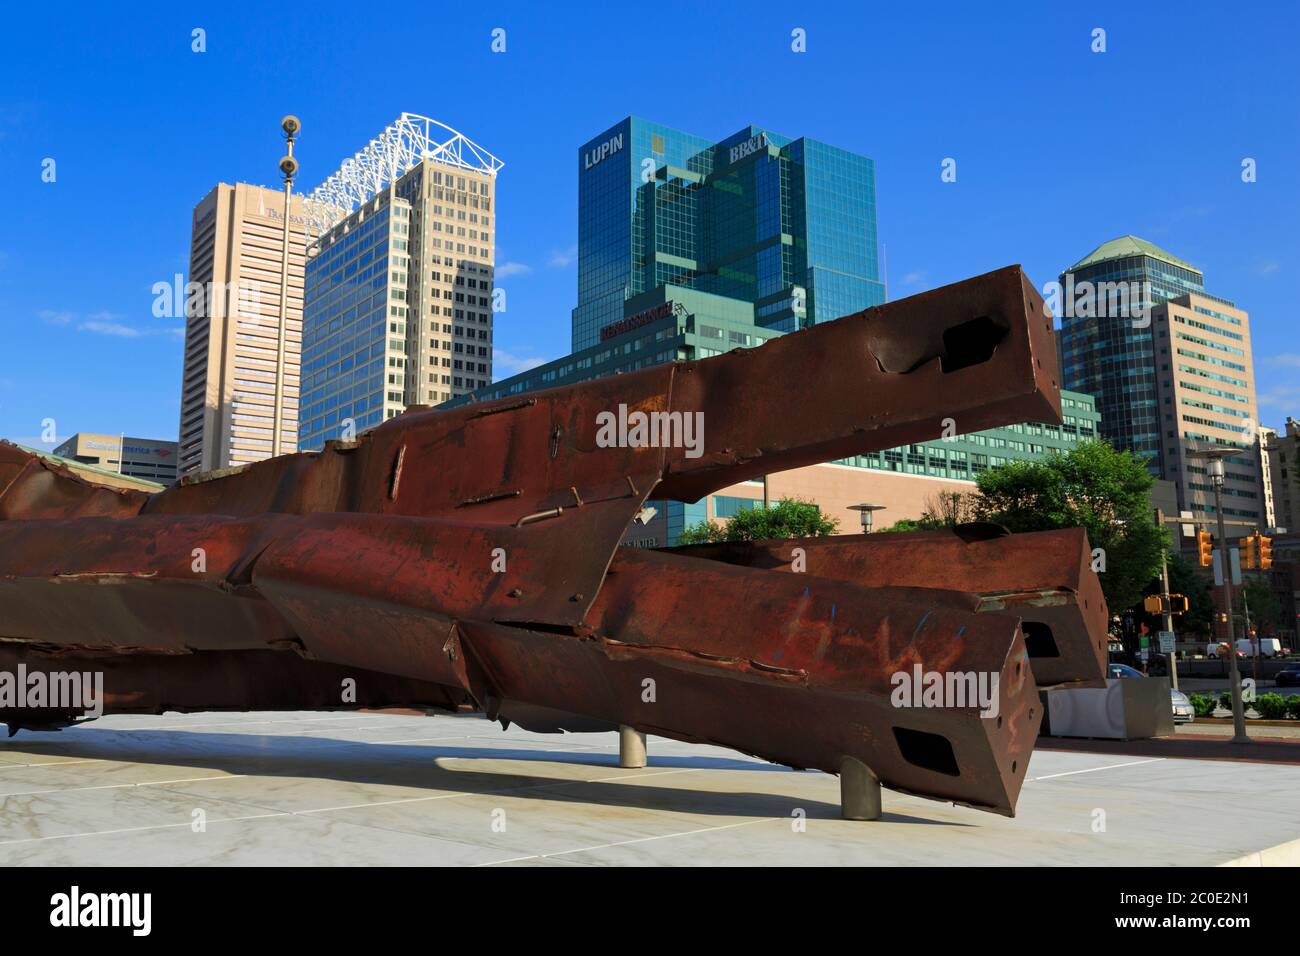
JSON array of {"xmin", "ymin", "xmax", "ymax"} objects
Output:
[{"xmin": 1, "ymin": 0, "xmax": 1296, "ymax": 448}]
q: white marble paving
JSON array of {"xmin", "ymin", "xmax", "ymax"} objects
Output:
[{"xmin": 0, "ymin": 710, "xmax": 1296, "ymax": 866}]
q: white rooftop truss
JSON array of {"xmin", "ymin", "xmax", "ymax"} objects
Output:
[{"xmin": 304, "ymin": 113, "xmax": 504, "ymax": 238}]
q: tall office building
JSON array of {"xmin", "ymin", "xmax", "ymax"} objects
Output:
[
  {"xmin": 178, "ymin": 183, "xmax": 308, "ymax": 477},
  {"xmin": 571, "ymin": 117, "xmax": 884, "ymax": 353},
  {"xmin": 1151, "ymin": 293, "xmax": 1261, "ymax": 523},
  {"xmin": 1266, "ymin": 418, "xmax": 1300, "ymax": 532},
  {"xmin": 1059, "ymin": 236, "xmax": 1262, "ymax": 524},
  {"xmin": 471, "ymin": 117, "xmax": 882, "ymax": 404},
  {"xmin": 1058, "ymin": 236, "xmax": 1206, "ymax": 472},
  {"xmin": 298, "ymin": 115, "xmax": 502, "ymax": 451}
]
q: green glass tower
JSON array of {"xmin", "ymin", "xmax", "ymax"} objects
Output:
[{"xmin": 571, "ymin": 117, "xmax": 884, "ymax": 352}]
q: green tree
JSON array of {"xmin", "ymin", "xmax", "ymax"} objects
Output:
[
  {"xmin": 1240, "ymin": 577, "xmax": 1281, "ymax": 633},
  {"xmin": 676, "ymin": 497, "xmax": 839, "ymax": 544},
  {"xmin": 877, "ymin": 490, "xmax": 974, "ymax": 533},
  {"xmin": 970, "ymin": 440, "xmax": 1165, "ymax": 613}
]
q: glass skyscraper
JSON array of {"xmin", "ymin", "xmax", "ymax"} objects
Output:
[
  {"xmin": 299, "ymin": 193, "xmax": 405, "ymax": 450},
  {"xmin": 571, "ymin": 117, "xmax": 884, "ymax": 352},
  {"xmin": 1058, "ymin": 235, "xmax": 1207, "ymax": 474}
]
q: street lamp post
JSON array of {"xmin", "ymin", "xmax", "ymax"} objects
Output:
[
  {"xmin": 848, "ymin": 503, "xmax": 886, "ymax": 534},
  {"xmin": 272, "ymin": 115, "xmax": 300, "ymax": 458},
  {"xmin": 1152, "ymin": 508, "xmax": 1206, "ymax": 690},
  {"xmin": 1155, "ymin": 508, "xmax": 1179, "ymax": 691},
  {"xmin": 1190, "ymin": 446, "xmax": 1251, "ymax": 744}
]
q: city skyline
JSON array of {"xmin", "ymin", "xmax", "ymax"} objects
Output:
[{"xmin": 2, "ymin": 2, "xmax": 1297, "ymax": 449}]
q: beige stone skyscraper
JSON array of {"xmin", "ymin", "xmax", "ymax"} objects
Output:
[
  {"xmin": 1150, "ymin": 292, "xmax": 1263, "ymax": 525},
  {"xmin": 177, "ymin": 183, "xmax": 308, "ymax": 477}
]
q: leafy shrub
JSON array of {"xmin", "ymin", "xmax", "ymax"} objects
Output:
[
  {"xmin": 676, "ymin": 497, "xmax": 838, "ymax": 544},
  {"xmin": 1253, "ymin": 694, "xmax": 1288, "ymax": 719},
  {"xmin": 1286, "ymin": 696, "xmax": 1300, "ymax": 720},
  {"xmin": 1189, "ymin": 693, "xmax": 1216, "ymax": 718}
]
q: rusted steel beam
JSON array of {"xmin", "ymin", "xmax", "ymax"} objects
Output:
[
  {"xmin": 0, "ymin": 532, "xmax": 1039, "ymax": 815},
  {"xmin": 669, "ymin": 524, "xmax": 1108, "ymax": 688},
  {"xmin": 0, "ymin": 442, "xmax": 149, "ymax": 520},
  {"xmin": 4, "ymin": 265, "xmax": 1058, "ymax": 529},
  {"xmin": 654, "ymin": 264, "xmax": 1060, "ymax": 501},
  {"xmin": 0, "ymin": 266, "xmax": 1065, "ymax": 817},
  {"xmin": 460, "ymin": 547, "xmax": 1040, "ymax": 816},
  {"xmin": 0, "ymin": 514, "xmax": 300, "ymax": 653},
  {"xmin": 0, "ymin": 646, "xmax": 466, "ymax": 734}
]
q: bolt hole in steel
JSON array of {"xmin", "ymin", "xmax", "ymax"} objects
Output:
[
  {"xmin": 867, "ymin": 310, "xmax": 1008, "ymax": 375},
  {"xmin": 939, "ymin": 315, "xmax": 1008, "ymax": 373},
  {"xmin": 893, "ymin": 727, "xmax": 960, "ymax": 776},
  {"xmin": 1021, "ymin": 621, "xmax": 1061, "ymax": 658}
]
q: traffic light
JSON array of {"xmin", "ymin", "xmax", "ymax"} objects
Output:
[
  {"xmin": 1143, "ymin": 595, "xmax": 1163, "ymax": 614},
  {"xmin": 1239, "ymin": 535, "xmax": 1257, "ymax": 569},
  {"xmin": 1169, "ymin": 594, "xmax": 1189, "ymax": 615},
  {"xmin": 1198, "ymin": 530, "xmax": 1213, "ymax": 567},
  {"xmin": 1260, "ymin": 534, "xmax": 1273, "ymax": 570}
]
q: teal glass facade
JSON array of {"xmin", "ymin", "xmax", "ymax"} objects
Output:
[
  {"xmin": 455, "ymin": 285, "xmax": 780, "ymax": 402},
  {"xmin": 571, "ymin": 117, "xmax": 884, "ymax": 352},
  {"xmin": 299, "ymin": 201, "xmax": 396, "ymax": 450},
  {"xmin": 832, "ymin": 391, "xmax": 1100, "ymax": 480}
]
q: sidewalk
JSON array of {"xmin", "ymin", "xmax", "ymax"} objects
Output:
[
  {"xmin": 1039, "ymin": 727, "xmax": 1300, "ymax": 763},
  {"xmin": 2, "ymin": 711, "xmax": 1300, "ymax": 866}
]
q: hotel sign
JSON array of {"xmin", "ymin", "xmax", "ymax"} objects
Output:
[
  {"xmin": 584, "ymin": 133, "xmax": 624, "ymax": 170},
  {"xmin": 600, "ymin": 301, "xmax": 679, "ymax": 342},
  {"xmin": 728, "ymin": 132, "xmax": 768, "ymax": 165}
]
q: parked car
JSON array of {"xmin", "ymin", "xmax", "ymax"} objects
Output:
[
  {"xmin": 1107, "ymin": 663, "xmax": 1195, "ymax": 723},
  {"xmin": 1276, "ymin": 669, "xmax": 1300, "ymax": 688}
]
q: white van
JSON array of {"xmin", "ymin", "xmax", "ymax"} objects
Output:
[{"xmin": 1236, "ymin": 637, "xmax": 1283, "ymax": 658}]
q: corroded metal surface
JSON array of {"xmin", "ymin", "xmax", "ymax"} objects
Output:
[
  {"xmin": 0, "ymin": 265, "xmax": 1065, "ymax": 816},
  {"xmin": 670, "ymin": 523, "xmax": 1109, "ymax": 688}
]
